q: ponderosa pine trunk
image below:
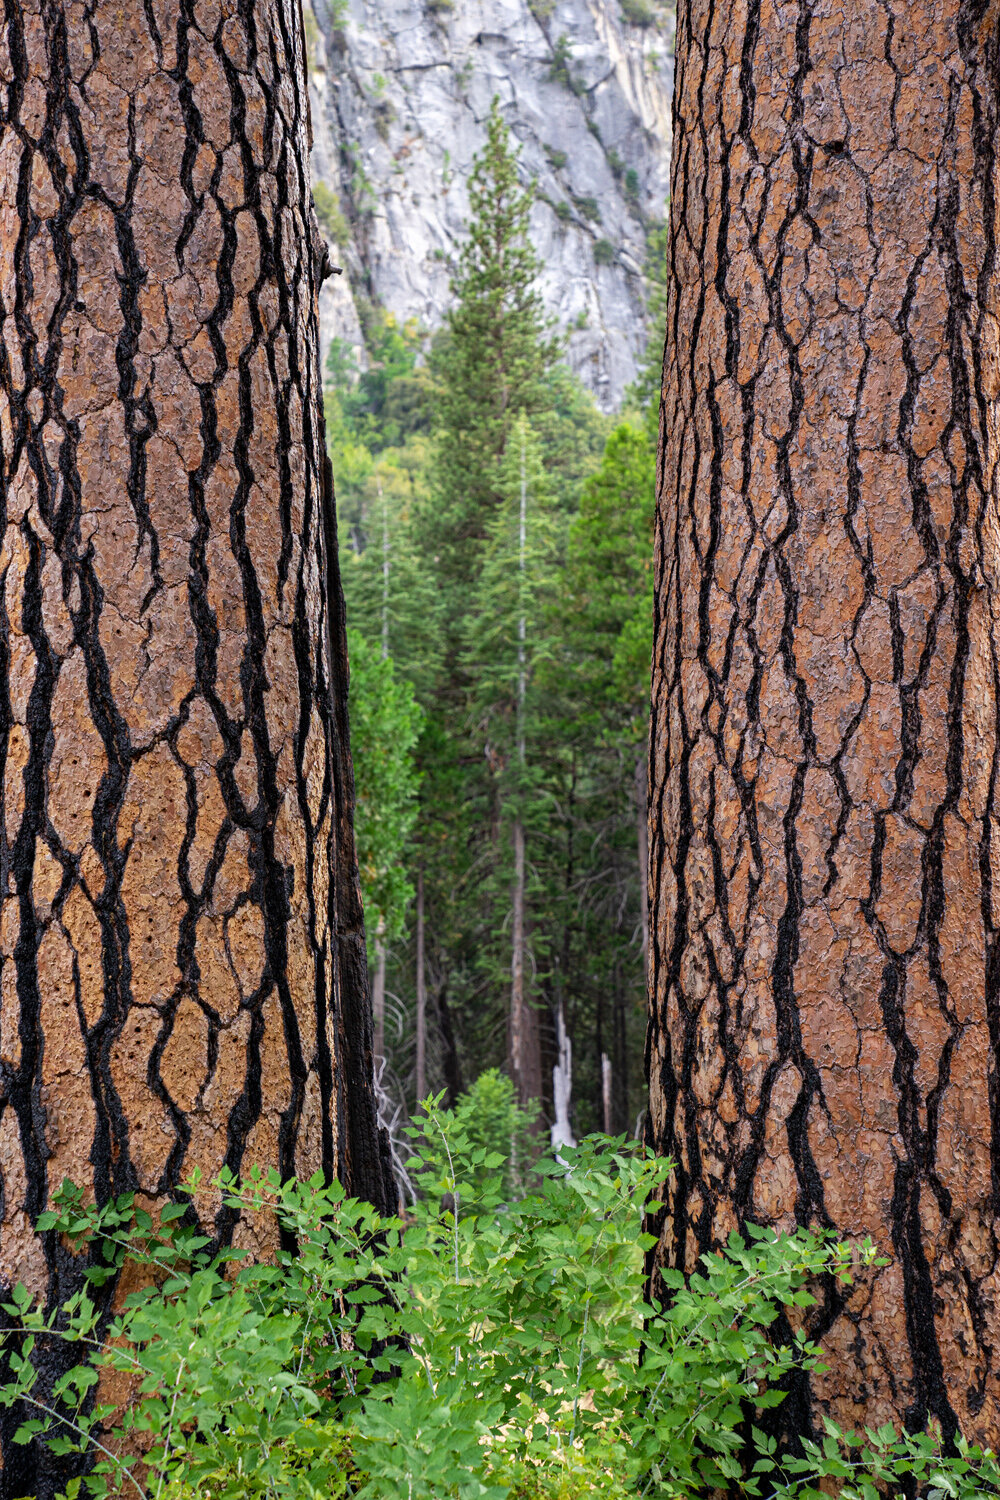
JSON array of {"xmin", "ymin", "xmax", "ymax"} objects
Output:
[
  {"xmin": 636, "ymin": 755, "xmax": 649, "ymax": 962},
  {"xmin": 647, "ymin": 0, "xmax": 1000, "ymax": 1448},
  {"xmin": 0, "ymin": 2, "xmax": 391, "ymax": 1490}
]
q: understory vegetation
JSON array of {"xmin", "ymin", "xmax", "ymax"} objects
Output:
[{"xmin": 3, "ymin": 1078, "xmax": 997, "ymax": 1500}]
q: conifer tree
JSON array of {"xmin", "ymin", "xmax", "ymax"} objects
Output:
[
  {"xmin": 394, "ymin": 102, "xmax": 561, "ymax": 1111},
  {"xmin": 348, "ymin": 628, "xmax": 422, "ymax": 1073},
  {"xmin": 465, "ymin": 420, "xmax": 561, "ymax": 783},
  {"xmin": 348, "ymin": 630, "xmax": 423, "ymax": 962},
  {"xmin": 331, "ymin": 101, "xmax": 635, "ymax": 1131},
  {"xmin": 427, "ymin": 99, "xmax": 557, "ymax": 591},
  {"xmin": 339, "ymin": 456, "xmax": 443, "ymax": 704},
  {"xmin": 560, "ymin": 422, "xmax": 656, "ymax": 738},
  {"xmin": 465, "ymin": 418, "xmax": 562, "ymax": 1109},
  {"xmin": 536, "ymin": 419, "xmax": 656, "ymax": 1134}
]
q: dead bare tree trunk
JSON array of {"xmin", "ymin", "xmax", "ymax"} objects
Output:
[
  {"xmin": 372, "ymin": 925, "xmax": 386, "ymax": 1065},
  {"xmin": 550, "ymin": 997, "xmax": 575, "ymax": 1151}
]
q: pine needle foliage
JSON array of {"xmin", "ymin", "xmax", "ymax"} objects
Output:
[
  {"xmin": 464, "ymin": 416, "xmax": 561, "ymax": 807},
  {"xmin": 428, "ymin": 97, "xmax": 559, "ymax": 589},
  {"xmin": 553, "ymin": 420, "xmax": 656, "ymax": 741},
  {"xmin": 348, "ymin": 629, "xmax": 423, "ymax": 954}
]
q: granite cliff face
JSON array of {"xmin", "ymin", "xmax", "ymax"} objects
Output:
[{"xmin": 307, "ymin": 0, "xmax": 673, "ymax": 408}]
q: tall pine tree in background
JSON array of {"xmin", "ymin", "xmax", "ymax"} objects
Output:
[
  {"xmin": 331, "ymin": 94, "xmax": 653, "ymax": 1143},
  {"xmin": 545, "ymin": 420, "xmax": 656, "ymax": 1130},
  {"xmin": 412, "ymin": 100, "xmax": 569, "ymax": 1108},
  {"xmin": 465, "ymin": 418, "xmax": 562, "ymax": 1109},
  {"xmin": 427, "ymin": 98, "xmax": 558, "ymax": 594}
]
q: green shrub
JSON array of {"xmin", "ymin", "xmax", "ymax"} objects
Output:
[
  {"xmin": 313, "ymin": 180, "xmax": 349, "ymax": 243},
  {"xmin": 1, "ymin": 1115, "xmax": 998, "ymax": 1500},
  {"xmin": 619, "ymin": 0, "xmax": 658, "ymax": 24},
  {"xmin": 373, "ymin": 99, "xmax": 395, "ymax": 142},
  {"xmin": 545, "ymin": 145, "xmax": 568, "ymax": 170},
  {"xmin": 554, "ymin": 199, "xmax": 573, "ymax": 222},
  {"xmin": 549, "ymin": 35, "xmax": 583, "ymax": 93},
  {"xmin": 594, "ymin": 238, "xmax": 615, "ymax": 266},
  {"xmin": 407, "ymin": 1069, "xmax": 540, "ymax": 1205}
]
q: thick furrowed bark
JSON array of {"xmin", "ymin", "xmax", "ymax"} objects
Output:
[
  {"xmin": 647, "ymin": 0, "xmax": 1000, "ymax": 1447},
  {"xmin": 0, "ymin": 3, "xmax": 391, "ymax": 1491}
]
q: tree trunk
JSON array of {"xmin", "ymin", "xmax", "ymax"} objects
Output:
[
  {"xmin": 550, "ymin": 997, "xmax": 575, "ymax": 1152},
  {"xmin": 510, "ymin": 817, "xmax": 527, "ymax": 1099},
  {"xmin": 509, "ymin": 817, "xmax": 543, "ymax": 1113},
  {"xmin": 635, "ymin": 754, "xmax": 649, "ymax": 962},
  {"xmin": 434, "ymin": 971, "xmax": 462, "ymax": 1106},
  {"xmin": 647, "ymin": 0, "xmax": 1000, "ymax": 1449},
  {"xmin": 371, "ymin": 935, "xmax": 386, "ymax": 1065},
  {"xmin": 415, "ymin": 864, "xmax": 426, "ymax": 1105},
  {"xmin": 0, "ymin": 1, "xmax": 391, "ymax": 1489},
  {"xmin": 508, "ymin": 425, "xmax": 542, "ymax": 1114},
  {"xmin": 613, "ymin": 972, "xmax": 629, "ymax": 1136}
]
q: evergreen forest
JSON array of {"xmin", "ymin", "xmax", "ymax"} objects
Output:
[
  {"xmin": 337, "ymin": 102, "xmax": 661, "ymax": 1146},
  {"xmin": 2, "ymin": 0, "xmax": 999, "ymax": 1495}
]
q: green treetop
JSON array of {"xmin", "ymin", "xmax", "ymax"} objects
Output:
[
  {"xmin": 554, "ymin": 419, "xmax": 656, "ymax": 744},
  {"xmin": 428, "ymin": 97, "xmax": 558, "ymax": 588},
  {"xmin": 339, "ymin": 448, "xmax": 444, "ymax": 705},
  {"xmin": 464, "ymin": 414, "xmax": 562, "ymax": 810}
]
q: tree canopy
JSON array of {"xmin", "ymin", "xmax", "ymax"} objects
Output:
[{"xmin": 330, "ymin": 100, "xmax": 656, "ymax": 1136}]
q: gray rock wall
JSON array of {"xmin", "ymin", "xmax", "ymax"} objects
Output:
[{"xmin": 308, "ymin": 0, "xmax": 673, "ymax": 409}]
